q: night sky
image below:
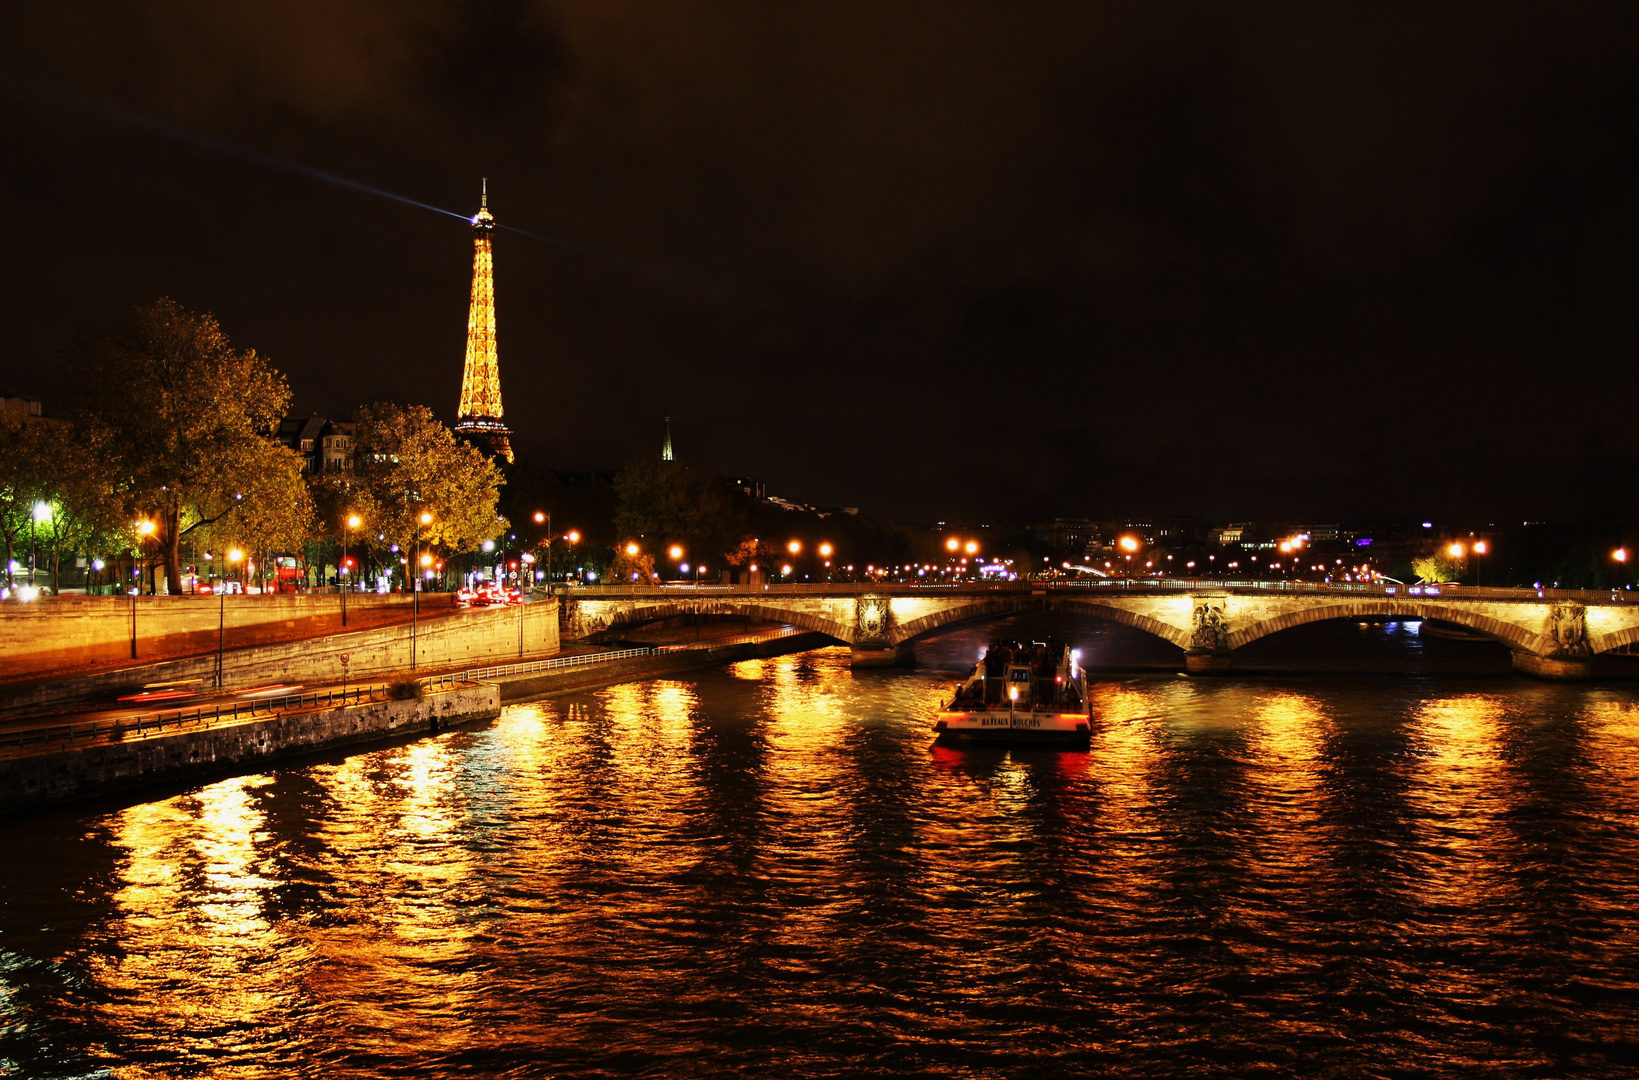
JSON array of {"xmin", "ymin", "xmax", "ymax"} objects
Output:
[{"xmin": 3, "ymin": 3, "xmax": 1638, "ymax": 526}]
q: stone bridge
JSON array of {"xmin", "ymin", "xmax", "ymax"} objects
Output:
[{"xmin": 561, "ymin": 582, "xmax": 1639, "ymax": 679}]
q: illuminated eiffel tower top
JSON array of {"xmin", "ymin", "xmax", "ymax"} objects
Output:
[{"xmin": 454, "ymin": 178, "xmax": 513, "ymax": 463}]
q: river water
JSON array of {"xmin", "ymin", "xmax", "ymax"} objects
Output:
[{"xmin": 3, "ymin": 614, "xmax": 1639, "ymax": 1078}]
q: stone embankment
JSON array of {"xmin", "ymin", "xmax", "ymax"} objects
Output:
[
  {"xmin": 0, "ymin": 592, "xmax": 454, "ymax": 680},
  {"xmin": 0, "ymin": 600, "xmax": 558, "ymax": 715},
  {"xmin": 0, "ymin": 682, "xmax": 500, "ymax": 811}
]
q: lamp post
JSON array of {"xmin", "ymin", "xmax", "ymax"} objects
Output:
[
  {"xmin": 562, "ymin": 531, "xmax": 580, "ymax": 590},
  {"xmin": 534, "ymin": 510, "xmax": 548, "ymax": 593},
  {"xmin": 31, "ymin": 501, "xmax": 51, "ymax": 592},
  {"xmin": 343, "ymin": 514, "xmax": 361, "ymax": 627},
  {"xmin": 412, "ymin": 511, "xmax": 431, "ymax": 669},
  {"xmin": 217, "ymin": 548, "xmax": 243, "ymax": 689},
  {"xmin": 132, "ymin": 521, "xmax": 155, "ymax": 658}
]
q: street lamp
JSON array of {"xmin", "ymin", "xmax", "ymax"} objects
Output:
[
  {"xmin": 131, "ymin": 520, "xmax": 155, "ymax": 657},
  {"xmin": 30, "ymin": 501, "xmax": 50, "ymax": 592},
  {"xmin": 217, "ymin": 548, "xmax": 243, "ymax": 689},
  {"xmin": 412, "ymin": 511, "xmax": 432, "ymax": 669},
  {"xmin": 343, "ymin": 514, "xmax": 362, "ymax": 627},
  {"xmin": 559, "ymin": 529, "xmax": 580, "ymax": 587}
]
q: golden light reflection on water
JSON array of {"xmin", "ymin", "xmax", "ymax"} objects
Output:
[
  {"xmin": 1086, "ymin": 685, "xmax": 1162, "ymax": 836},
  {"xmin": 1246, "ymin": 692, "xmax": 1331, "ymax": 813},
  {"xmin": 756, "ymin": 654, "xmax": 860, "ymax": 952},
  {"xmin": 1242, "ymin": 691, "xmax": 1334, "ymax": 902},
  {"xmin": 1404, "ymin": 694, "xmax": 1516, "ymax": 908},
  {"xmin": 302, "ymin": 735, "xmax": 487, "ymax": 1055},
  {"xmin": 1578, "ymin": 697, "xmax": 1639, "ymax": 815},
  {"xmin": 95, "ymin": 775, "xmax": 290, "ymax": 1056}
]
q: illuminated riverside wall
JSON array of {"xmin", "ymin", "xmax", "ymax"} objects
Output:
[
  {"xmin": 0, "ymin": 601, "xmax": 558, "ymax": 713},
  {"xmin": 0, "ymin": 682, "xmax": 501, "ymax": 810},
  {"xmin": 0, "ymin": 594, "xmax": 453, "ymax": 679}
]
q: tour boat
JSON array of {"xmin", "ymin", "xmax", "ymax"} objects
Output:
[{"xmin": 934, "ymin": 639, "xmax": 1091, "ymax": 743}]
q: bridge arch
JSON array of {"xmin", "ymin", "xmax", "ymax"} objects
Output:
[
  {"xmin": 1227, "ymin": 600, "xmax": 1536, "ymax": 654},
  {"xmin": 893, "ymin": 596, "xmax": 1194, "ymax": 652},
  {"xmin": 574, "ymin": 598, "xmax": 855, "ymax": 645},
  {"xmin": 1589, "ymin": 622, "xmax": 1639, "ymax": 656}
]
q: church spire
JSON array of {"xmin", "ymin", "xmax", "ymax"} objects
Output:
[
  {"xmin": 455, "ymin": 178, "xmax": 513, "ymax": 463},
  {"xmin": 661, "ymin": 415, "xmax": 674, "ymax": 461}
]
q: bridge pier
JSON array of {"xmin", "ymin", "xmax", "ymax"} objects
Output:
[
  {"xmin": 1184, "ymin": 650, "xmax": 1233, "ymax": 675},
  {"xmin": 1511, "ymin": 652, "xmax": 1594, "ymax": 681},
  {"xmin": 850, "ymin": 641, "xmax": 914, "ymax": 668}
]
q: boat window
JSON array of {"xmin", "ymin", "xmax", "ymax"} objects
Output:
[{"xmin": 1010, "ymin": 669, "xmax": 1030, "ymax": 682}]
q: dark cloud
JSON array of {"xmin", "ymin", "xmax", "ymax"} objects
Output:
[{"xmin": 2, "ymin": 2, "xmax": 1638, "ymax": 525}]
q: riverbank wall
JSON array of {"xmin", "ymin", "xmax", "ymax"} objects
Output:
[
  {"xmin": 0, "ymin": 682, "xmax": 501, "ymax": 812},
  {"xmin": 0, "ymin": 601, "xmax": 558, "ymax": 715},
  {"xmin": 0, "ymin": 593, "xmax": 448, "ymax": 679}
]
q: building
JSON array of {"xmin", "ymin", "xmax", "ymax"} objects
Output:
[
  {"xmin": 453, "ymin": 179, "xmax": 515, "ymax": 463},
  {"xmin": 662, "ymin": 416, "xmax": 674, "ymax": 461},
  {"xmin": 277, "ymin": 415, "xmax": 355, "ymax": 473},
  {"xmin": 1036, "ymin": 518, "xmax": 1101, "ymax": 559},
  {"xmin": 1, "ymin": 391, "xmax": 48, "ymax": 424}
]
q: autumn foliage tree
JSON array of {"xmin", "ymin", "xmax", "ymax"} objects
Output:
[
  {"xmin": 346, "ymin": 402, "xmax": 506, "ymax": 574},
  {"xmin": 67, "ymin": 299, "xmax": 311, "ymax": 594},
  {"xmin": 612, "ymin": 458, "xmax": 737, "ymax": 567}
]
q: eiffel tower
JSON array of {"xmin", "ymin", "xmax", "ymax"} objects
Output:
[{"xmin": 454, "ymin": 179, "xmax": 514, "ymax": 463}]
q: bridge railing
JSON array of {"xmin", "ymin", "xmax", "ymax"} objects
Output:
[{"xmin": 563, "ymin": 579, "xmax": 1639, "ymax": 604}]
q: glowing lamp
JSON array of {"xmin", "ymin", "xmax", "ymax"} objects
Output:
[{"xmin": 625, "ymin": 543, "xmax": 640, "ymax": 556}]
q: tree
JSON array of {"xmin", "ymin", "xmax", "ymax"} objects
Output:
[
  {"xmin": 0, "ymin": 414, "xmax": 125, "ymax": 593},
  {"xmin": 30, "ymin": 423, "xmax": 125, "ymax": 594},
  {"xmin": 348, "ymin": 402, "xmax": 506, "ymax": 579},
  {"xmin": 0, "ymin": 413, "xmax": 46, "ymax": 588},
  {"xmin": 609, "ymin": 545, "xmax": 657, "ymax": 584},
  {"xmin": 1412, "ymin": 554, "xmax": 1460, "ymax": 584},
  {"xmin": 612, "ymin": 458, "xmax": 738, "ymax": 568},
  {"xmin": 67, "ymin": 299, "xmax": 306, "ymax": 594}
]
